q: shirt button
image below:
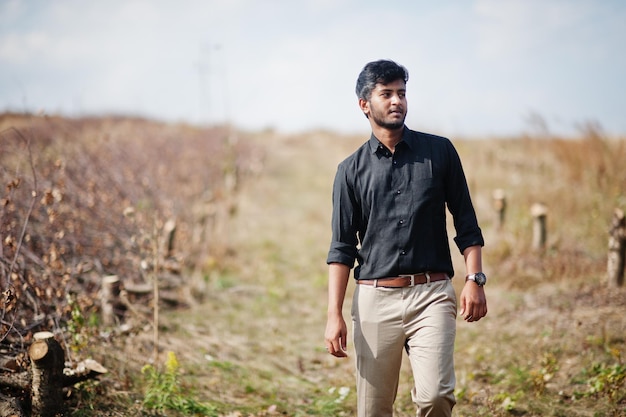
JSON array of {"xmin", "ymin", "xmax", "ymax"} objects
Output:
[
  {"xmin": 399, "ymin": 220, "xmax": 404, "ymax": 225},
  {"xmin": 400, "ymin": 250, "xmax": 406, "ymax": 255},
  {"xmin": 396, "ymin": 190, "xmax": 401, "ymax": 194}
]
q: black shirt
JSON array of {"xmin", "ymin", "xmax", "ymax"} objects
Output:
[{"xmin": 326, "ymin": 127, "xmax": 484, "ymax": 280}]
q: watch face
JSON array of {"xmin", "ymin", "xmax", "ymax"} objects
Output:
[{"xmin": 474, "ymin": 272, "xmax": 487, "ymax": 286}]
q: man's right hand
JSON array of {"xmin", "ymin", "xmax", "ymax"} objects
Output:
[
  {"xmin": 325, "ymin": 263, "xmax": 350, "ymax": 357},
  {"xmin": 324, "ymin": 314, "xmax": 348, "ymax": 357}
]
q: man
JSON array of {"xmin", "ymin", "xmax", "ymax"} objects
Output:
[{"xmin": 324, "ymin": 59, "xmax": 487, "ymax": 417}]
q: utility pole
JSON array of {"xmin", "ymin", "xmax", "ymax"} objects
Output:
[{"xmin": 195, "ymin": 42, "xmax": 221, "ymax": 126}]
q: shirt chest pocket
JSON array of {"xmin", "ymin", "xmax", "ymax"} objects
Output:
[{"xmin": 358, "ymin": 161, "xmax": 437, "ymax": 212}]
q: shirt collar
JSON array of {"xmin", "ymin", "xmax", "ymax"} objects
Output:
[{"xmin": 368, "ymin": 126, "xmax": 415, "ymax": 154}]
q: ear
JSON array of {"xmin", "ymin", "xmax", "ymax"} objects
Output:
[{"xmin": 358, "ymin": 98, "xmax": 370, "ymax": 118}]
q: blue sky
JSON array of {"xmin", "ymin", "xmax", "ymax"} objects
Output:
[{"xmin": 1, "ymin": 0, "xmax": 625, "ymax": 137}]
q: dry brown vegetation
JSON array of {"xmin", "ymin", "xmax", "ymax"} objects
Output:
[
  {"xmin": 0, "ymin": 113, "xmax": 257, "ymax": 415},
  {"xmin": 0, "ymin": 113, "xmax": 625, "ymax": 416}
]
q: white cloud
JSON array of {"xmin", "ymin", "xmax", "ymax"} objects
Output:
[{"xmin": 1, "ymin": 0, "xmax": 625, "ymax": 136}]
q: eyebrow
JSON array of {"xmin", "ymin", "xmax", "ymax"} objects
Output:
[{"xmin": 378, "ymin": 87, "xmax": 406, "ymax": 93}]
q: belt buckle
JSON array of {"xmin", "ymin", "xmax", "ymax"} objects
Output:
[
  {"xmin": 399, "ymin": 274, "xmax": 416, "ymax": 287},
  {"xmin": 399, "ymin": 272, "xmax": 430, "ymax": 287}
]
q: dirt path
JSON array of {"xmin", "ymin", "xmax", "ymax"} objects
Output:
[{"xmin": 156, "ymin": 131, "xmax": 361, "ymax": 411}]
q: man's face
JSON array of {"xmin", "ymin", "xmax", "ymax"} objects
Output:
[{"xmin": 360, "ymin": 79, "xmax": 407, "ymax": 130}]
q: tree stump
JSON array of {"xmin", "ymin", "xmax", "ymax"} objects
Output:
[
  {"xmin": 101, "ymin": 275, "xmax": 121, "ymax": 326},
  {"xmin": 162, "ymin": 218, "xmax": 177, "ymax": 258},
  {"xmin": 531, "ymin": 202, "xmax": 548, "ymax": 251},
  {"xmin": 607, "ymin": 208, "xmax": 625, "ymax": 287},
  {"xmin": 29, "ymin": 332, "xmax": 64, "ymax": 417},
  {"xmin": 492, "ymin": 189, "xmax": 506, "ymax": 230}
]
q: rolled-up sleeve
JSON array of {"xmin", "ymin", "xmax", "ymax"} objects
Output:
[{"xmin": 327, "ymin": 161, "xmax": 359, "ymax": 267}]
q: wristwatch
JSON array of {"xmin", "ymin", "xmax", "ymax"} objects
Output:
[{"xmin": 466, "ymin": 272, "xmax": 487, "ymax": 287}]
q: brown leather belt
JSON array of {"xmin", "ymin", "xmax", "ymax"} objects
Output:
[{"xmin": 357, "ymin": 272, "xmax": 448, "ymax": 288}]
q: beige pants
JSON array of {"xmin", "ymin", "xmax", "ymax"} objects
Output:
[{"xmin": 351, "ymin": 278, "xmax": 457, "ymax": 417}]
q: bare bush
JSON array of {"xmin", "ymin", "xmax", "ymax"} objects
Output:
[{"xmin": 0, "ymin": 113, "xmax": 258, "ymax": 383}]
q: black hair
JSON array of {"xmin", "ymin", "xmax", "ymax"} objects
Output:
[{"xmin": 355, "ymin": 60, "xmax": 409, "ymax": 101}]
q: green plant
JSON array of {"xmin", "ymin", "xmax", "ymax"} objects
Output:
[
  {"xmin": 142, "ymin": 351, "xmax": 218, "ymax": 416},
  {"xmin": 295, "ymin": 386, "xmax": 353, "ymax": 416},
  {"xmin": 66, "ymin": 294, "xmax": 98, "ymax": 352},
  {"xmin": 529, "ymin": 352, "xmax": 559, "ymax": 395},
  {"xmin": 577, "ymin": 362, "xmax": 626, "ymax": 402},
  {"xmin": 68, "ymin": 381, "xmax": 99, "ymax": 416}
]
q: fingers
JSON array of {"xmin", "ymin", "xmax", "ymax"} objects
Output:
[
  {"xmin": 327, "ymin": 344, "xmax": 348, "ymax": 357},
  {"xmin": 326, "ymin": 338, "xmax": 348, "ymax": 357},
  {"xmin": 325, "ymin": 332, "xmax": 348, "ymax": 357},
  {"xmin": 325, "ymin": 318, "xmax": 348, "ymax": 357},
  {"xmin": 463, "ymin": 312, "xmax": 483, "ymax": 322},
  {"xmin": 461, "ymin": 303, "xmax": 487, "ymax": 322}
]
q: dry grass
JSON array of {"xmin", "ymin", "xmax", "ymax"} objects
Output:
[{"xmin": 2, "ymin": 114, "xmax": 625, "ymax": 416}]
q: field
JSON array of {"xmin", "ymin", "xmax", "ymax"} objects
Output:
[{"xmin": 0, "ymin": 114, "xmax": 625, "ymax": 416}]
